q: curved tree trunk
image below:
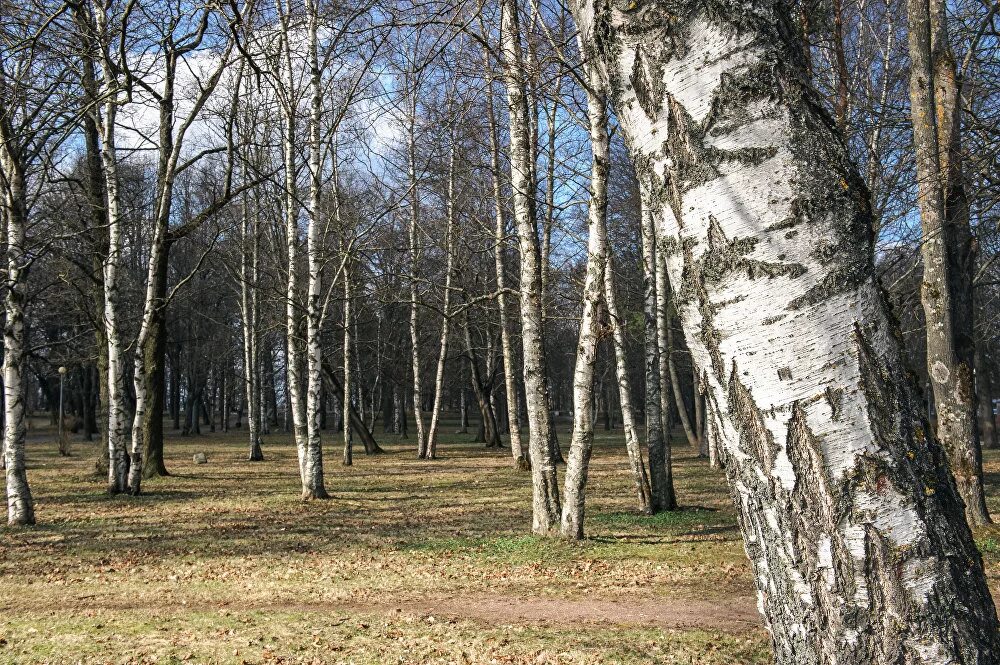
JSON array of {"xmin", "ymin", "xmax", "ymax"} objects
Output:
[{"xmin": 571, "ymin": 0, "xmax": 1000, "ymax": 659}]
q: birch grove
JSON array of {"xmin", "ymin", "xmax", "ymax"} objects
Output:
[{"xmin": 4, "ymin": 0, "xmax": 1000, "ymax": 658}]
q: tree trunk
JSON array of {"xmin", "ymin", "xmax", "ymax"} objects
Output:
[
  {"xmin": 1, "ymin": 157, "xmax": 34, "ymax": 525},
  {"xmin": 301, "ymin": 5, "xmax": 329, "ymax": 500},
  {"xmin": 562, "ymin": 65, "xmax": 612, "ymax": 539},
  {"xmin": 667, "ymin": 305, "xmax": 699, "ymax": 451},
  {"xmin": 426, "ymin": 142, "xmax": 457, "ymax": 460},
  {"xmin": 343, "ymin": 265, "xmax": 353, "ymax": 467},
  {"xmin": 241, "ymin": 174, "xmax": 263, "ymax": 462},
  {"xmin": 654, "ymin": 240, "xmax": 679, "ymax": 500},
  {"xmin": 485, "ymin": 64, "xmax": 528, "ymax": 470},
  {"xmin": 605, "ymin": 254, "xmax": 653, "ymax": 514},
  {"xmin": 406, "ymin": 89, "xmax": 427, "ymax": 459},
  {"xmin": 571, "ymin": 0, "xmax": 1000, "ymax": 659},
  {"xmin": 321, "ymin": 363, "xmax": 383, "ymax": 455},
  {"xmin": 90, "ymin": 22, "xmax": 129, "ymax": 492},
  {"xmin": 641, "ymin": 203, "xmax": 676, "ymax": 512},
  {"xmin": 461, "ymin": 315, "xmax": 501, "ymax": 450},
  {"xmin": 976, "ymin": 346, "xmax": 997, "ymax": 450},
  {"xmin": 458, "ymin": 389, "xmax": 469, "ymax": 434},
  {"xmin": 500, "ymin": 0, "xmax": 559, "ymax": 534},
  {"xmin": 907, "ymin": 0, "xmax": 990, "ymax": 525}
]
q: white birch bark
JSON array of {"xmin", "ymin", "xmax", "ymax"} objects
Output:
[
  {"xmin": 485, "ymin": 68, "xmax": 528, "ymax": 470},
  {"xmin": 561, "ymin": 63, "xmax": 611, "ymax": 539},
  {"xmin": 655, "ymin": 246, "xmax": 673, "ymax": 438},
  {"xmin": 0, "ymin": 149, "xmax": 33, "ymax": 525},
  {"xmin": 641, "ymin": 203, "xmax": 676, "ymax": 511},
  {"xmin": 571, "ymin": 0, "xmax": 1000, "ymax": 659},
  {"xmin": 127, "ymin": 206, "xmax": 167, "ymax": 494},
  {"xmin": 241, "ymin": 185, "xmax": 263, "ymax": 462},
  {"xmin": 301, "ymin": 0, "xmax": 328, "ymax": 499},
  {"xmin": 604, "ymin": 254, "xmax": 653, "ymax": 514},
  {"xmin": 92, "ymin": 1, "xmax": 129, "ymax": 493},
  {"xmin": 405, "ymin": 90, "xmax": 427, "ymax": 459},
  {"xmin": 500, "ymin": 0, "xmax": 560, "ymax": 534},
  {"xmin": 278, "ymin": 17, "xmax": 308, "ymax": 484}
]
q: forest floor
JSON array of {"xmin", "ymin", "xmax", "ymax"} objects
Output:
[{"xmin": 3, "ymin": 422, "xmax": 1000, "ymax": 664}]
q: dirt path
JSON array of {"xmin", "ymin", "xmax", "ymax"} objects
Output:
[
  {"xmin": 391, "ymin": 594, "xmax": 763, "ymax": 632},
  {"xmin": 11, "ymin": 593, "xmax": 763, "ymax": 634}
]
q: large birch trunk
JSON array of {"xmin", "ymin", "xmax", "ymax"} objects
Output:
[
  {"xmin": 91, "ymin": 9, "xmax": 130, "ymax": 492},
  {"xmin": 279, "ymin": 43, "xmax": 308, "ymax": 484},
  {"xmin": 907, "ymin": 0, "xmax": 990, "ymax": 526},
  {"xmin": 406, "ymin": 92, "xmax": 427, "ymax": 459},
  {"xmin": 500, "ymin": 0, "xmax": 560, "ymax": 534},
  {"xmin": 571, "ymin": 0, "xmax": 1000, "ymax": 659}
]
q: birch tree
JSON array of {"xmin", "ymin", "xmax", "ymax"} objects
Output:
[
  {"xmin": 75, "ymin": 0, "xmax": 131, "ymax": 493},
  {"xmin": 500, "ymin": 0, "xmax": 560, "ymax": 535},
  {"xmin": 484, "ymin": 63, "xmax": 528, "ymax": 470},
  {"xmin": 640, "ymin": 203, "xmax": 676, "ymax": 511},
  {"xmin": 300, "ymin": 0, "xmax": 329, "ymax": 499},
  {"xmin": 1, "ymin": 1, "xmax": 75, "ymax": 523},
  {"xmin": 425, "ymin": 133, "xmax": 458, "ymax": 460},
  {"xmin": 570, "ymin": 0, "xmax": 1000, "ymax": 659},
  {"xmin": 561, "ymin": 60, "xmax": 610, "ymax": 539}
]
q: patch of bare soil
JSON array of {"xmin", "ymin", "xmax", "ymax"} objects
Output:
[{"xmin": 393, "ymin": 594, "xmax": 762, "ymax": 632}]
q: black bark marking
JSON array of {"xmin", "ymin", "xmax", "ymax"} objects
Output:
[
  {"xmin": 727, "ymin": 360, "xmax": 778, "ymax": 474},
  {"xmin": 825, "ymin": 386, "xmax": 844, "ymax": 420},
  {"xmin": 630, "ymin": 47, "xmax": 664, "ymax": 121},
  {"xmin": 702, "ymin": 215, "xmax": 807, "ymax": 285}
]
